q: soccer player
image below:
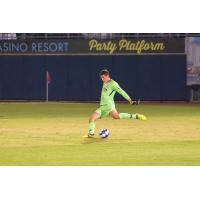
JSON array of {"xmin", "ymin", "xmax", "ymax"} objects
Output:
[{"xmin": 86, "ymin": 69, "xmax": 147, "ymax": 137}]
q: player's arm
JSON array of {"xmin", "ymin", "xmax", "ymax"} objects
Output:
[{"xmin": 112, "ymin": 82, "xmax": 133, "ymax": 104}]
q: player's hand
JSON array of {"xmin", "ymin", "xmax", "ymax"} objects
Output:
[
  {"xmin": 131, "ymin": 99, "xmax": 140, "ymax": 105},
  {"xmin": 132, "ymin": 101, "xmax": 138, "ymax": 105},
  {"xmin": 128, "ymin": 99, "xmax": 134, "ymax": 105}
]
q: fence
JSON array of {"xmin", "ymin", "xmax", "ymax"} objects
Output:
[{"xmin": 0, "ymin": 55, "xmax": 186, "ymax": 101}]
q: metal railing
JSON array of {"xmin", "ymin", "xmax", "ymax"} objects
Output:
[{"xmin": 1, "ymin": 33, "xmax": 200, "ymax": 40}]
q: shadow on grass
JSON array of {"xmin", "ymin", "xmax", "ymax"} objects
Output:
[{"xmin": 81, "ymin": 137, "xmax": 107, "ymax": 144}]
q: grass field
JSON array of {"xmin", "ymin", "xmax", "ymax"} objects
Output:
[{"xmin": 0, "ymin": 102, "xmax": 200, "ymax": 166}]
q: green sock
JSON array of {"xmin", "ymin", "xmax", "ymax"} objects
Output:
[
  {"xmin": 119, "ymin": 113, "xmax": 136, "ymax": 119},
  {"xmin": 88, "ymin": 122, "xmax": 95, "ymax": 135}
]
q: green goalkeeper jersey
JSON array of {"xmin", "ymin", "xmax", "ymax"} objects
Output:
[{"xmin": 100, "ymin": 79, "xmax": 130, "ymax": 106}]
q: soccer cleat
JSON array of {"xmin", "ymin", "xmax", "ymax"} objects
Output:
[
  {"xmin": 82, "ymin": 133, "xmax": 95, "ymax": 138},
  {"xmin": 88, "ymin": 133, "xmax": 95, "ymax": 137},
  {"xmin": 136, "ymin": 113, "xmax": 147, "ymax": 121}
]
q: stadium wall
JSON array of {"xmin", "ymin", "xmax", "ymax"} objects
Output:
[{"xmin": 0, "ymin": 55, "xmax": 187, "ymax": 101}]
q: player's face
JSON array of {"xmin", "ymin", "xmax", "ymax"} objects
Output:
[{"xmin": 100, "ymin": 75, "xmax": 110, "ymax": 83}]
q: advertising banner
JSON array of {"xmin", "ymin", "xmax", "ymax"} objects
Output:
[{"xmin": 0, "ymin": 38, "xmax": 185, "ymax": 55}]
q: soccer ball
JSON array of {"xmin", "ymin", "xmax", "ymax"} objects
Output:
[{"xmin": 99, "ymin": 128, "xmax": 110, "ymax": 139}]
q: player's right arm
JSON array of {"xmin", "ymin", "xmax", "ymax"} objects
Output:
[{"xmin": 112, "ymin": 81, "xmax": 132, "ymax": 104}]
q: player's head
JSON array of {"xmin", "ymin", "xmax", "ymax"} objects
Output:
[{"xmin": 99, "ymin": 69, "xmax": 110, "ymax": 82}]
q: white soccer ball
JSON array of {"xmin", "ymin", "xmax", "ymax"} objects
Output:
[{"xmin": 99, "ymin": 128, "xmax": 110, "ymax": 139}]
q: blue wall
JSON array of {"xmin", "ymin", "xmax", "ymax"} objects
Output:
[{"xmin": 0, "ymin": 55, "xmax": 186, "ymax": 101}]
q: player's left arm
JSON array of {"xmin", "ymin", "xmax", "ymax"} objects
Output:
[{"xmin": 112, "ymin": 82, "xmax": 133, "ymax": 104}]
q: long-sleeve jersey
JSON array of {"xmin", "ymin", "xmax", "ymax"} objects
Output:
[{"xmin": 100, "ymin": 79, "xmax": 130, "ymax": 106}]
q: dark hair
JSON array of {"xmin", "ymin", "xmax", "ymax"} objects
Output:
[{"xmin": 99, "ymin": 69, "xmax": 110, "ymax": 76}]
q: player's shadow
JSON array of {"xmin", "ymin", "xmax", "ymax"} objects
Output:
[{"xmin": 82, "ymin": 137, "xmax": 106, "ymax": 144}]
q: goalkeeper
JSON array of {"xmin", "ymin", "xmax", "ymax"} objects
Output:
[{"xmin": 87, "ymin": 69, "xmax": 147, "ymax": 137}]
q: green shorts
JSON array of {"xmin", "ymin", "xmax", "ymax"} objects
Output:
[{"xmin": 95, "ymin": 104, "xmax": 116, "ymax": 118}]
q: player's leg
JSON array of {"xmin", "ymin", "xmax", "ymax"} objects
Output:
[
  {"xmin": 88, "ymin": 112, "xmax": 100, "ymax": 136},
  {"xmin": 109, "ymin": 109, "xmax": 146, "ymax": 120},
  {"xmin": 109, "ymin": 109, "xmax": 120, "ymax": 119},
  {"xmin": 110, "ymin": 109, "xmax": 136, "ymax": 119}
]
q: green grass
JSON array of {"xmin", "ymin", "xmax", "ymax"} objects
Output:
[{"xmin": 0, "ymin": 102, "xmax": 200, "ymax": 165}]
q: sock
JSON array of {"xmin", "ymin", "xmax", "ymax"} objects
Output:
[
  {"xmin": 88, "ymin": 122, "xmax": 95, "ymax": 135},
  {"xmin": 119, "ymin": 113, "xmax": 137, "ymax": 119}
]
